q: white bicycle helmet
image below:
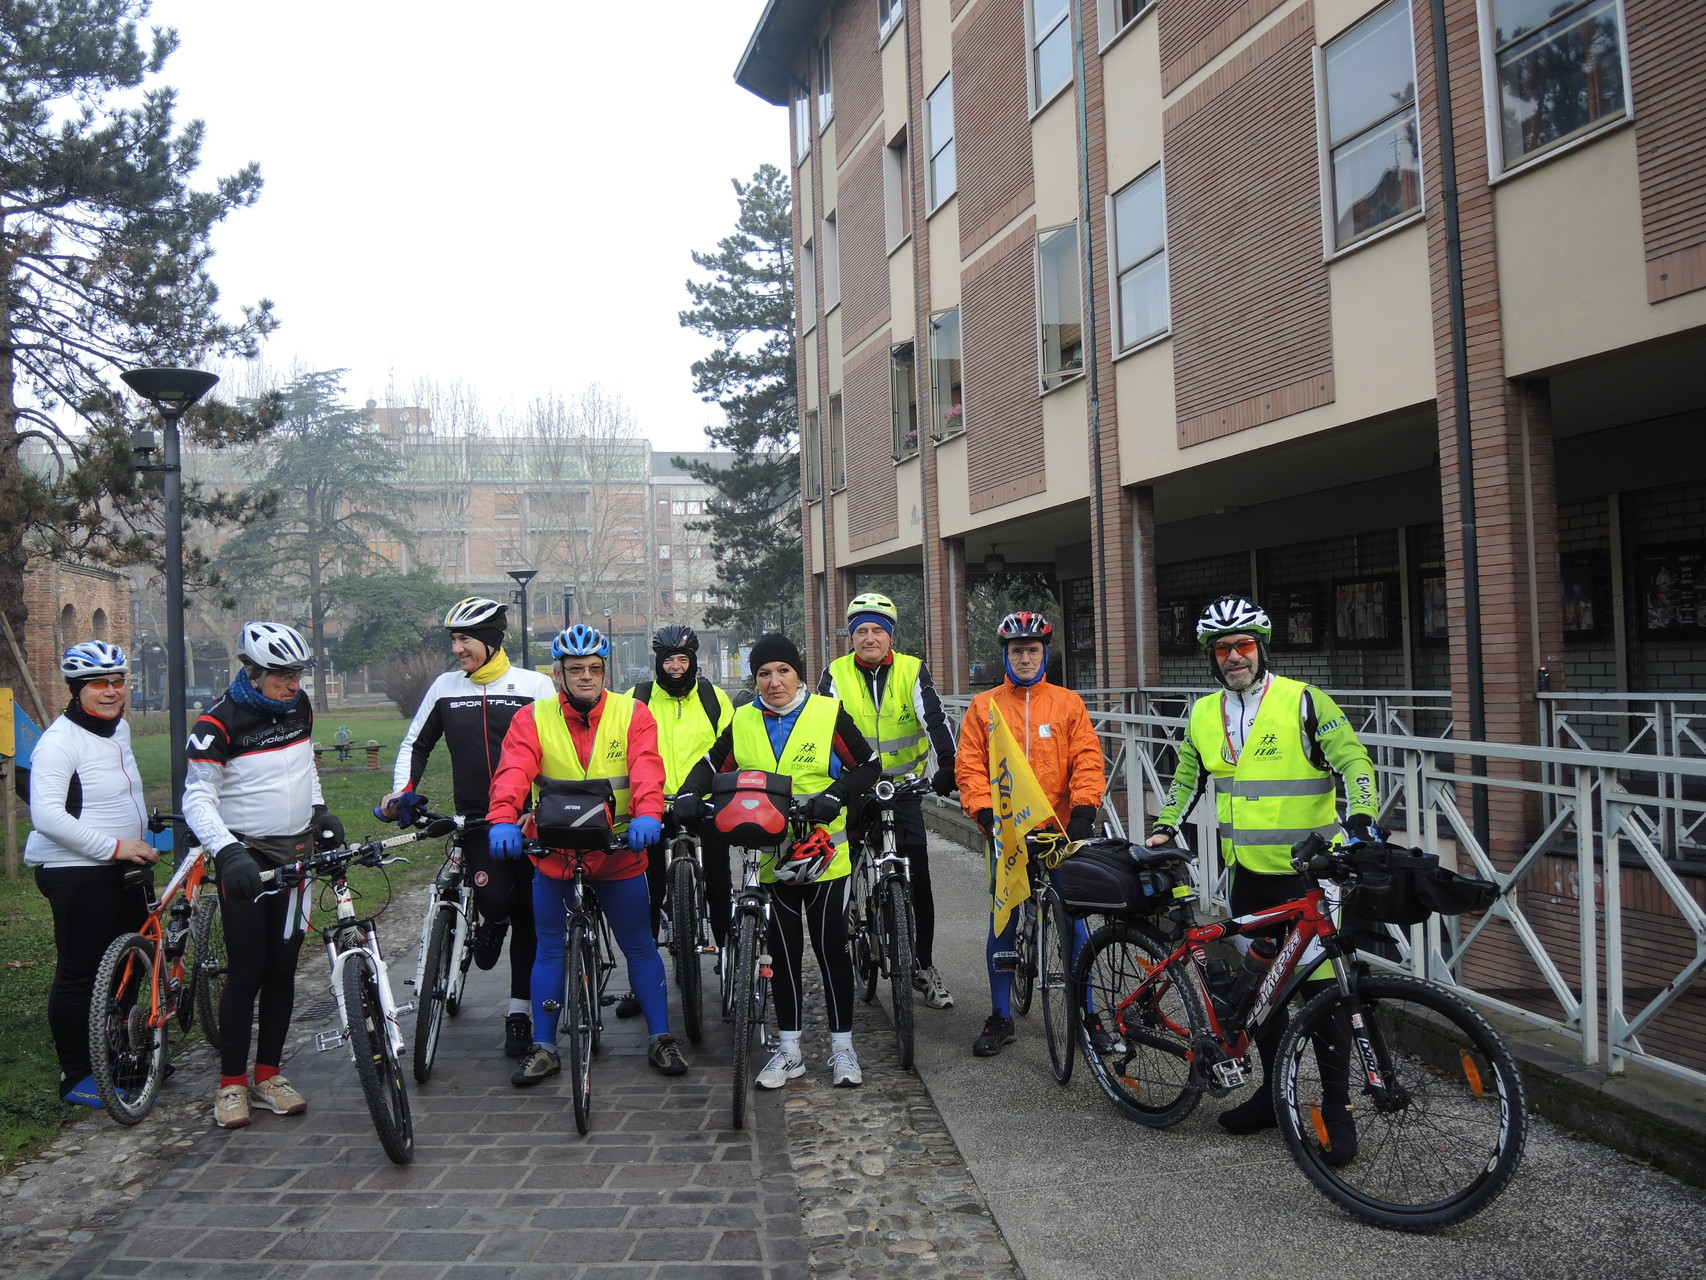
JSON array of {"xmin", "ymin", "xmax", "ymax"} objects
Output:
[
  {"xmin": 444, "ymin": 597, "xmax": 505, "ymax": 630},
  {"xmin": 237, "ymin": 621, "xmax": 315, "ymax": 671},
  {"xmin": 60, "ymin": 641, "xmax": 129, "ymax": 679},
  {"xmin": 1195, "ymin": 596, "xmax": 1272, "ymax": 645}
]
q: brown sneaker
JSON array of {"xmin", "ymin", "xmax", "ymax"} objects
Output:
[
  {"xmin": 214, "ymin": 1084, "xmax": 251, "ymax": 1129},
  {"xmin": 250, "ymin": 1075, "xmax": 308, "ymax": 1115}
]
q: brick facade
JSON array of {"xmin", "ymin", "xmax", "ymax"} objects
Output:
[{"xmin": 17, "ymin": 561, "xmax": 132, "ymax": 718}]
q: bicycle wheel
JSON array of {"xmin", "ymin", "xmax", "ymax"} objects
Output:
[
  {"xmin": 669, "ymin": 856, "xmax": 705, "ymax": 1044},
  {"xmin": 1011, "ymin": 897, "xmax": 1038, "ymax": 1016},
  {"xmin": 850, "ymin": 874, "xmax": 879, "ymax": 1003},
  {"xmin": 729, "ymin": 910, "xmax": 759, "ymax": 1130},
  {"xmin": 446, "ymin": 897, "xmax": 473, "ymax": 1016},
  {"xmin": 1038, "ymin": 894, "xmax": 1078, "ymax": 1085},
  {"xmin": 564, "ymin": 920, "xmax": 597, "ymax": 1135},
  {"xmin": 413, "ymin": 908, "xmax": 455, "ymax": 1084},
  {"xmin": 1075, "ymin": 922, "xmax": 1200, "ymax": 1127},
  {"xmin": 88, "ymin": 934, "xmax": 167, "ymax": 1124},
  {"xmin": 189, "ymin": 893, "xmax": 227, "ymax": 1049},
  {"xmin": 1275, "ymin": 972, "xmax": 1528, "ymax": 1231},
  {"xmin": 881, "ymin": 878, "xmax": 917, "ymax": 1071},
  {"xmin": 341, "ymin": 952, "xmax": 414, "ymax": 1164}
]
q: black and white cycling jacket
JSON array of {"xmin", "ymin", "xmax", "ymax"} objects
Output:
[
  {"xmin": 23, "ymin": 712, "xmax": 147, "ymax": 868},
  {"xmin": 183, "ymin": 691, "xmax": 322, "ymax": 852},
  {"xmin": 392, "ymin": 666, "xmax": 558, "ymax": 817}
]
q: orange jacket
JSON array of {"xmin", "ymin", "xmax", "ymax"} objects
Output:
[{"xmin": 956, "ymin": 677, "xmax": 1105, "ymax": 826}]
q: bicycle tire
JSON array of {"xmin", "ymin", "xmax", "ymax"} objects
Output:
[
  {"xmin": 341, "ymin": 952, "xmax": 414, "ymax": 1164},
  {"xmin": 729, "ymin": 910, "xmax": 759, "ymax": 1130},
  {"xmin": 1275, "ymin": 972, "xmax": 1528, "ymax": 1231},
  {"xmin": 1075, "ymin": 921, "xmax": 1201, "ymax": 1127},
  {"xmin": 88, "ymin": 933, "xmax": 167, "ymax": 1125},
  {"xmin": 880, "ymin": 878, "xmax": 917, "ymax": 1071},
  {"xmin": 669, "ymin": 856, "xmax": 706, "ymax": 1044},
  {"xmin": 189, "ymin": 892, "xmax": 227, "ymax": 1049},
  {"xmin": 413, "ymin": 908, "xmax": 455, "ymax": 1084},
  {"xmin": 1011, "ymin": 897, "xmax": 1038, "ymax": 1016},
  {"xmin": 1038, "ymin": 894, "xmax": 1078, "ymax": 1085},
  {"xmin": 565, "ymin": 921, "xmax": 596, "ymax": 1136},
  {"xmin": 851, "ymin": 874, "xmax": 879, "ymax": 1003}
]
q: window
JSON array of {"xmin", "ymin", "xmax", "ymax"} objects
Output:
[
  {"xmin": 1036, "ymin": 225, "xmax": 1083, "ymax": 390},
  {"xmin": 929, "ymin": 308, "xmax": 964, "ymax": 439},
  {"xmin": 879, "ymin": 0, "xmax": 903, "ymax": 39},
  {"xmin": 1102, "ymin": 0, "xmax": 1156, "ymax": 41},
  {"xmin": 1111, "ymin": 168, "xmax": 1169, "ymax": 348},
  {"xmin": 884, "ymin": 130, "xmax": 911, "ymax": 250},
  {"xmin": 800, "ymin": 239, "xmax": 817, "ymax": 328},
  {"xmin": 496, "ymin": 539, "xmax": 522, "ymax": 566},
  {"xmin": 1030, "ymin": 0, "xmax": 1073, "ymax": 107},
  {"xmin": 821, "ymin": 215, "xmax": 840, "ymax": 312},
  {"xmin": 675, "ymin": 590, "xmax": 688, "ymax": 604},
  {"xmin": 1490, "ymin": 0, "xmax": 1627, "ymax": 165},
  {"xmin": 792, "ymin": 77, "xmax": 811, "ymax": 161},
  {"xmin": 817, "ymin": 36, "xmax": 834, "ymax": 128},
  {"xmin": 1322, "ymin": 0, "xmax": 1421, "ymax": 247},
  {"xmin": 891, "ymin": 342, "xmax": 918, "ymax": 459},
  {"xmin": 926, "ymin": 74, "xmax": 956, "ymax": 210},
  {"xmin": 828, "ymin": 393, "xmax": 845, "ymax": 491},
  {"xmin": 688, "ymin": 544, "xmax": 705, "ymax": 559},
  {"xmin": 804, "ymin": 408, "xmax": 823, "ymax": 499},
  {"xmin": 659, "ymin": 544, "xmax": 671, "ymax": 561},
  {"xmin": 494, "ymin": 490, "xmax": 520, "ymax": 519}
]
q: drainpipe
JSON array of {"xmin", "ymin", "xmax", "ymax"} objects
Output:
[{"xmin": 1428, "ymin": 0, "xmax": 1489, "ymax": 843}]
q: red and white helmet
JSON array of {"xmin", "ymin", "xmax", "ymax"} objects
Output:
[
  {"xmin": 996, "ymin": 611, "xmax": 1053, "ymax": 643},
  {"xmin": 769, "ymin": 826, "xmax": 837, "ymax": 884}
]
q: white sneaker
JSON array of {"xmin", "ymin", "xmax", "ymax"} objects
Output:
[
  {"xmin": 756, "ymin": 1047, "xmax": 805, "ymax": 1090},
  {"xmin": 828, "ymin": 1046, "xmax": 862, "ymax": 1088},
  {"xmin": 913, "ymin": 966, "xmax": 955, "ymax": 1010}
]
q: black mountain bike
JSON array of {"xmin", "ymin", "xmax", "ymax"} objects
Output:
[
  {"xmin": 848, "ymin": 774, "xmax": 931, "ymax": 1069},
  {"xmin": 662, "ymin": 818, "xmax": 713, "ymax": 1044}
]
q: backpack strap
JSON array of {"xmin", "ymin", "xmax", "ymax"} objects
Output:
[
  {"xmin": 1300, "ymin": 686, "xmax": 1329, "ymax": 774},
  {"xmin": 698, "ymin": 679, "xmax": 724, "ymax": 730},
  {"xmin": 633, "ymin": 681, "xmax": 656, "ymax": 705}
]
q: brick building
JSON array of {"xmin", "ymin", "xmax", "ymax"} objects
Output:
[
  {"xmin": 17, "ymin": 560, "xmax": 132, "ymax": 716},
  {"xmin": 735, "ymin": 0, "xmax": 1706, "ymax": 738}
]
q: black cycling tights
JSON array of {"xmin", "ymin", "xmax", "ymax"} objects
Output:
[
  {"xmin": 466, "ymin": 827, "xmax": 536, "ymax": 1003},
  {"xmin": 767, "ymin": 875, "xmax": 854, "ymax": 1035},
  {"xmin": 218, "ymin": 889, "xmax": 307, "ymax": 1079}
]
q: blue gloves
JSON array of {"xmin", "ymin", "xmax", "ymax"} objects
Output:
[
  {"xmin": 489, "ymin": 822, "xmax": 524, "ymax": 860},
  {"xmin": 626, "ymin": 815, "xmax": 663, "ymax": 850}
]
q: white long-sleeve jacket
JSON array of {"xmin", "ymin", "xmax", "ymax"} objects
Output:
[{"xmin": 24, "ymin": 714, "xmax": 148, "ymax": 869}]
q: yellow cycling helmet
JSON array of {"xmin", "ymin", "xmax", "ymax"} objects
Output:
[{"xmin": 846, "ymin": 592, "xmax": 898, "ymax": 630}]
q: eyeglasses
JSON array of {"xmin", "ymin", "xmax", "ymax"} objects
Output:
[
  {"xmin": 560, "ymin": 663, "xmax": 604, "ymax": 678},
  {"xmin": 85, "ymin": 676, "xmax": 127, "ymax": 690},
  {"xmin": 1209, "ymin": 639, "xmax": 1259, "ymax": 659}
]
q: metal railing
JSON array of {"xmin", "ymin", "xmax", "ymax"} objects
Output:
[{"xmin": 943, "ymin": 688, "xmax": 1706, "ymax": 1089}]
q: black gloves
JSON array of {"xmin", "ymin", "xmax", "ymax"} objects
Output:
[
  {"xmin": 312, "ymin": 804, "xmax": 344, "ymax": 852},
  {"xmin": 1067, "ymin": 806, "xmax": 1099, "ymax": 842},
  {"xmin": 672, "ymin": 791, "xmax": 702, "ymax": 826},
  {"xmin": 218, "ymin": 843, "xmax": 263, "ymax": 902},
  {"xmin": 1343, "ymin": 813, "xmax": 1378, "ymax": 843},
  {"xmin": 805, "ymin": 792, "xmax": 843, "ymax": 824},
  {"xmin": 974, "ymin": 808, "xmax": 994, "ymax": 837},
  {"xmin": 931, "ymin": 765, "xmax": 958, "ymax": 797}
]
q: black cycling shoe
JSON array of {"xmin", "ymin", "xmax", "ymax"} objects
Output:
[
  {"xmin": 647, "ymin": 1035, "xmax": 690, "ymax": 1077},
  {"xmin": 614, "ymin": 992, "xmax": 642, "ymax": 1019},
  {"xmin": 1319, "ymin": 1103, "xmax": 1358, "ymax": 1166},
  {"xmin": 972, "ymin": 1015, "xmax": 1016, "ymax": 1058},
  {"xmin": 472, "ymin": 919, "xmax": 509, "ymax": 971},
  {"xmin": 503, "ymin": 1013, "xmax": 532, "ymax": 1059},
  {"xmin": 1217, "ymin": 1090, "xmax": 1277, "ymax": 1133}
]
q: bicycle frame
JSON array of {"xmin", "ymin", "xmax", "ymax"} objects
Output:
[
  {"xmin": 319, "ymin": 867, "xmax": 412, "ymax": 1061},
  {"xmin": 134, "ymin": 844, "xmax": 213, "ymax": 1028},
  {"xmin": 410, "ymin": 816, "xmax": 475, "ymax": 1006}
]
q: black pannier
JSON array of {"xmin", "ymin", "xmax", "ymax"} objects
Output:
[
  {"xmin": 534, "ymin": 776, "xmax": 615, "ymax": 850},
  {"xmin": 1342, "ymin": 842, "xmax": 1498, "ymax": 929},
  {"xmin": 1057, "ymin": 838, "xmax": 1186, "ymax": 919},
  {"xmin": 711, "ymin": 770, "xmax": 794, "ymax": 846}
]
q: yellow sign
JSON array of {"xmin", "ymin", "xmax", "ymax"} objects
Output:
[
  {"xmin": 987, "ymin": 702, "xmax": 1059, "ymax": 934},
  {"xmin": 0, "ymin": 688, "xmax": 13, "ymax": 757}
]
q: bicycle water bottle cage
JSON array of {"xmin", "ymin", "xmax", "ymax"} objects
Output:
[{"xmin": 993, "ymin": 949, "xmax": 1021, "ymax": 973}]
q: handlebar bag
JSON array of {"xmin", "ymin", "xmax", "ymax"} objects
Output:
[
  {"xmin": 1058, "ymin": 838, "xmax": 1182, "ymax": 919},
  {"xmin": 1414, "ymin": 863, "xmax": 1499, "ymax": 917},
  {"xmin": 1342, "ymin": 842, "xmax": 1496, "ymax": 927},
  {"xmin": 711, "ymin": 770, "xmax": 793, "ymax": 846},
  {"xmin": 534, "ymin": 776, "xmax": 614, "ymax": 850}
]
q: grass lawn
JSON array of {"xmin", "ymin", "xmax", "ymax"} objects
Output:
[{"xmin": 0, "ymin": 701, "xmax": 455, "ymax": 1168}]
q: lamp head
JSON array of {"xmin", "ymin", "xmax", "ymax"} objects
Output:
[{"xmin": 121, "ymin": 368, "xmax": 219, "ymax": 419}]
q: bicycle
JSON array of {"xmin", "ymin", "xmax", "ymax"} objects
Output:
[
  {"xmin": 260, "ymin": 832, "xmax": 418, "ymax": 1165},
  {"xmin": 1073, "ymin": 833, "xmax": 1524, "ymax": 1231},
  {"xmin": 87, "ymin": 812, "xmax": 228, "ymax": 1123},
  {"xmin": 847, "ymin": 774, "xmax": 932, "ymax": 1070},
  {"xmin": 660, "ymin": 817, "xmax": 713, "ymax": 1045},
  {"xmin": 992, "ymin": 829, "xmax": 1080, "ymax": 1084},
  {"xmin": 395, "ymin": 806, "xmax": 476, "ymax": 1085}
]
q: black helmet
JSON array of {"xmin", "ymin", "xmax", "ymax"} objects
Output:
[{"xmin": 652, "ymin": 625, "xmax": 699, "ymax": 654}]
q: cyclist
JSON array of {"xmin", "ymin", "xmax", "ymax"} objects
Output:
[
  {"xmin": 617, "ymin": 625, "xmax": 734, "ymax": 1018},
  {"xmin": 956, "ymin": 612, "xmax": 1105, "ymax": 1058},
  {"xmin": 677, "ymin": 633, "xmax": 880, "ymax": 1090},
  {"xmin": 1145, "ymin": 595, "xmax": 1374, "ymax": 1156},
  {"xmin": 184, "ymin": 622, "xmax": 339, "ymax": 1130},
  {"xmin": 379, "ymin": 597, "xmax": 555, "ymax": 1058},
  {"xmin": 816, "ymin": 592, "xmax": 959, "ymax": 1009},
  {"xmin": 25, "ymin": 642, "xmax": 159, "ymax": 1107},
  {"xmin": 486, "ymin": 624, "xmax": 690, "ymax": 1084}
]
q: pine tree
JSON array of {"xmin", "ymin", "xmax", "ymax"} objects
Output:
[
  {"xmin": 0, "ymin": 0, "xmax": 275, "ymax": 685},
  {"xmin": 677, "ymin": 165, "xmax": 802, "ymax": 644}
]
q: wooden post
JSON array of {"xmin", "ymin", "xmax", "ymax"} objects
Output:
[
  {"xmin": 3, "ymin": 758, "xmax": 17, "ymax": 880},
  {"xmin": 1, "ymin": 612, "xmax": 50, "ymax": 725}
]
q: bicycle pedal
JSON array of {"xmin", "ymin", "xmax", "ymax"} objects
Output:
[
  {"xmin": 540, "ymin": 1000, "xmax": 561, "ymax": 1013},
  {"xmin": 1211, "ymin": 1060, "xmax": 1247, "ymax": 1090},
  {"xmin": 395, "ymin": 1002, "xmax": 415, "ymax": 1016},
  {"xmin": 992, "ymin": 950, "xmax": 1020, "ymax": 973},
  {"xmin": 315, "ymin": 1030, "xmax": 347, "ymax": 1052}
]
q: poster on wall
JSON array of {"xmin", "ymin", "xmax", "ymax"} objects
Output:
[
  {"xmin": 1418, "ymin": 572, "xmax": 1448, "ymax": 644},
  {"xmin": 1332, "ymin": 574, "xmax": 1401, "ymax": 647},
  {"xmin": 1157, "ymin": 599, "xmax": 1195, "ymax": 653},
  {"xmin": 1560, "ymin": 552, "xmax": 1603, "ymax": 640},
  {"xmin": 1638, "ymin": 543, "xmax": 1703, "ymax": 638},
  {"xmin": 1265, "ymin": 586, "xmax": 1320, "ymax": 651}
]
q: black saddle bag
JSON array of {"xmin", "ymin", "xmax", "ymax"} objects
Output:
[{"xmin": 1057, "ymin": 838, "xmax": 1186, "ymax": 919}]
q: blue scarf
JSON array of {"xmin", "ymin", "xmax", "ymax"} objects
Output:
[{"xmin": 228, "ymin": 668, "xmax": 299, "ymax": 715}]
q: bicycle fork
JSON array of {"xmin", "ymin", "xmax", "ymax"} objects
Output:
[{"xmin": 319, "ymin": 934, "xmax": 414, "ymax": 1059}]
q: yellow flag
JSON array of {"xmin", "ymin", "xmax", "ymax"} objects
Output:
[{"xmin": 987, "ymin": 702, "xmax": 1060, "ymax": 934}]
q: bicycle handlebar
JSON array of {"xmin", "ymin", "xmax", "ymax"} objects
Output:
[{"xmin": 257, "ymin": 841, "xmax": 410, "ymax": 890}]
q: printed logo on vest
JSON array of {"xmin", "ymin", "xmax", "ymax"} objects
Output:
[{"xmin": 1038, "ymin": 724, "xmax": 1052, "ymax": 739}]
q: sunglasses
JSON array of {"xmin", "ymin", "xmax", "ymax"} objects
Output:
[
  {"xmin": 84, "ymin": 676, "xmax": 128, "ymax": 690},
  {"xmin": 1209, "ymin": 639, "xmax": 1259, "ymax": 659}
]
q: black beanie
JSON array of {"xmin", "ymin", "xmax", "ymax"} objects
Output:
[{"xmin": 747, "ymin": 633, "xmax": 805, "ymax": 680}]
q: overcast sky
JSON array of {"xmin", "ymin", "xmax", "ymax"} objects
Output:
[{"xmin": 145, "ymin": 0, "xmax": 784, "ymax": 452}]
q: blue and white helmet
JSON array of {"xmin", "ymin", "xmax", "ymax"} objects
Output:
[
  {"xmin": 550, "ymin": 624, "xmax": 610, "ymax": 661},
  {"xmin": 237, "ymin": 621, "xmax": 315, "ymax": 671},
  {"xmin": 61, "ymin": 641, "xmax": 129, "ymax": 679}
]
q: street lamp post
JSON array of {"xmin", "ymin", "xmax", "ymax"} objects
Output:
[
  {"xmin": 507, "ymin": 569, "xmax": 539, "ymax": 669},
  {"xmin": 563, "ymin": 583, "xmax": 575, "ymax": 630},
  {"xmin": 122, "ymin": 367, "xmax": 218, "ymax": 832},
  {"xmin": 602, "ymin": 607, "xmax": 613, "ymax": 688}
]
